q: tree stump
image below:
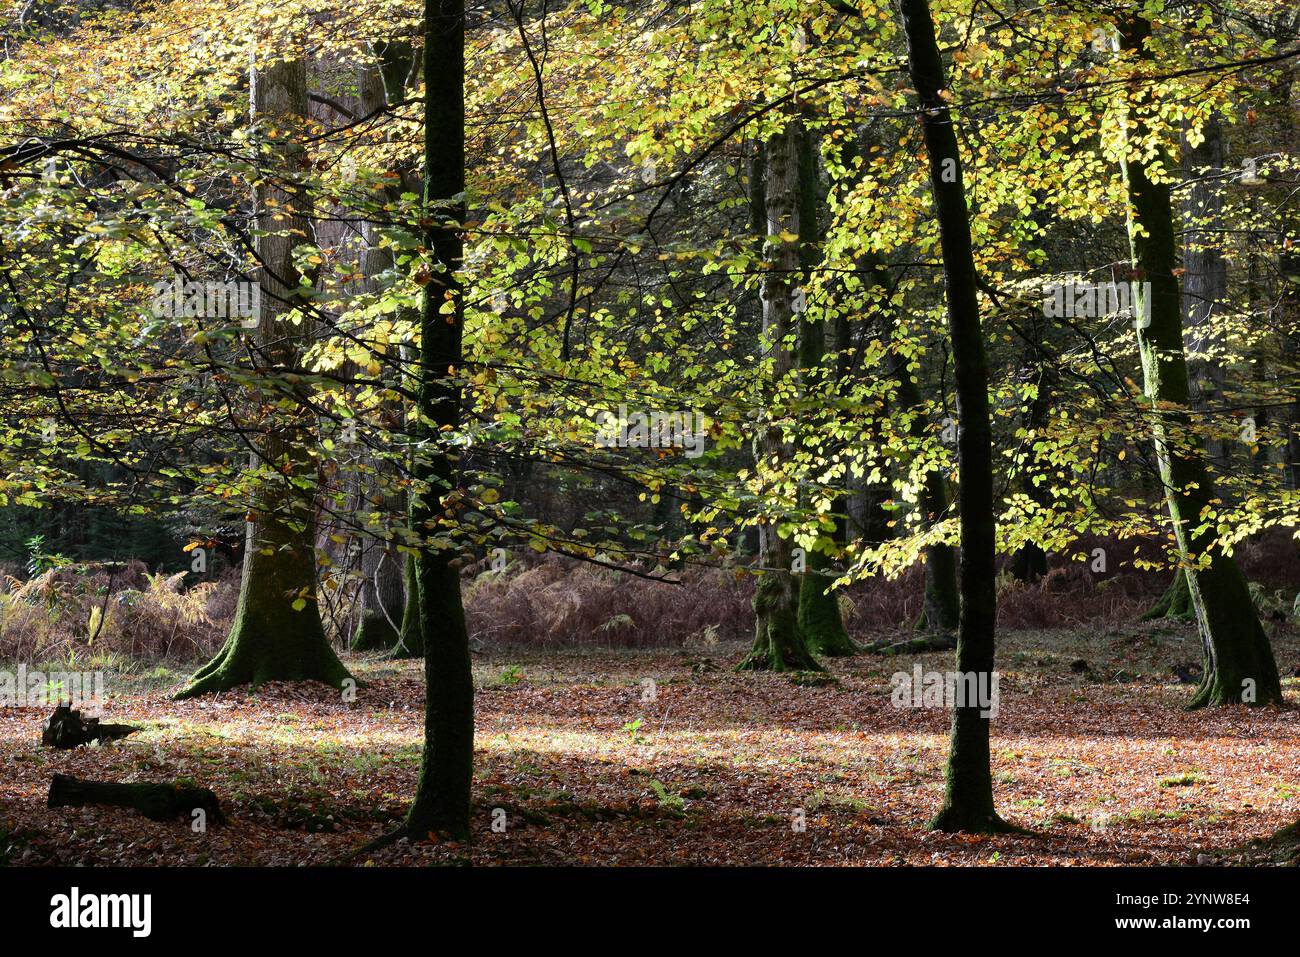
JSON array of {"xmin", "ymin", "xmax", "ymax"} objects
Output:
[{"xmin": 40, "ymin": 705, "xmax": 138, "ymax": 749}]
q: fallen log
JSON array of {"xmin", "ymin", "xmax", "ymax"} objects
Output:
[
  {"xmin": 41, "ymin": 705, "xmax": 138, "ymax": 749},
  {"xmin": 863, "ymin": 633, "xmax": 958, "ymax": 656},
  {"xmin": 48, "ymin": 774, "xmax": 226, "ymax": 825}
]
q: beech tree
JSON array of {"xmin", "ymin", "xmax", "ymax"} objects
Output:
[
  {"xmin": 899, "ymin": 0, "xmax": 1008, "ymax": 833},
  {"xmin": 738, "ymin": 118, "xmax": 822, "ymax": 673},
  {"xmin": 351, "ymin": 43, "xmax": 420, "ymax": 656},
  {"xmin": 794, "ymin": 110, "xmax": 856, "ymax": 658},
  {"xmin": 1116, "ymin": 15, "xmax": 1281, "ymax": 708},
  {"xmin": 177, "ymin": 48, "xmax": 350, "ymax": 698},
  {"xmin": 399, "ymin": 0, "xmax": 473, "ymax": 839}
]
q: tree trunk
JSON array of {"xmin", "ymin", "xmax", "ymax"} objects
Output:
[
  {"xmin": 737, "ymin": 119, "xmax": 821, "ymax": 673},
  {"xmin": 1141, "ymin": 567, "xmax": 1195, "ymax": 621},
  {"xmin": 392, "ymin": 551, "xmax": 426, "ymax": 658},
  {"xmin": 794, "ymin": 111, "xmax": 855, "ymax": 657},
  {"xmin": 353, "ymin": 538, "xmax": 406, "ymax": 651},
  {"xmin": 350, "ymin": 52, "xmax": 418, "ymax": 657},
  {"xmin": 1118, "ymin": 17, "xmax": 1281, "ymax": 708},
  {"xmin": 1008, "ymin": 309, "xmax": 1053, "ymax": 584},
  {"xmin": 854, "ymin": 246, "xmax": 960, "ymax": 640},
  {"xmin": 1181, "ymin": 112, "xmax": 1230, "ymax": 470},
  {"xmin": 889, "ymin": 319, "xmax": 961, "ymax": 637},
  {"xmin": 177, "ymin": 53, "xmax": 350, "ymax": 698},
  {"xmin": 899, "ymin": 0, "xmax": 1008, "ymax": 833},
  {"xmin": 402, "ymin": 0, "xmax": 473, "ymax": 840}
]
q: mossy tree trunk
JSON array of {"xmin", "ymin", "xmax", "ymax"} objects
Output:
[
  {"xmin": 738, "ymin": 119, "xmax": 820, "ymax": 673},
  {"xmin": 798, "ymin": 555, "xmax": 854, "ymax": 656},
  {"xmin": 1141, "ymin": 567, "xmax": 1194, "ymax": 621},
  {"xmin": 177, "ymin": 53, "xmax": 350, "ymax": 699},
  {"xmin": 402, "ymin": 0, "xmax": 473, "ymax": 840},
  {"xmin": 393, "ymin": 550, "xmax": 425, "ymax": 658},
  {"xmin": 793, "ymin": 103, "xmax": 855, "ymax": 658},
  {"xmin": 900, "ymin": 0, "xmax": 1009, "ymax": 833},
  {"xmin": 1118, "ymin": 17, "xmax": 1281, "ymax": 708}
]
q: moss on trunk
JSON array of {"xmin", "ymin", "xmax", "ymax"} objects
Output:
[
  {"xmin": 404, "ymin": 551, "xmax": 473, "ymax": 839},
  {"xmin": 739, "ymin": 572, "xmax": 822, "ymax": 672},
  {"xmin": 176, "ymin": 515, "xmax": 352, "ymax": 697},
  {"xmin": 928, "ymin": 706, "xmax": 1017, "ymax": 834},
  {"xmin": 1118, "ymin": 16, "xmax": 1281, "ymax": 708},
  {"xmin": 792, "ymin": 105, "xmax": 854, "ymax": 658},
  {"xmin": 737, "ymin": 121, "xmax": 823, "ymax": 675},
  {"xmin": 799, "ymin": 554, "xmax": 857, "ymax": 657},
  {"xmin": 392, "ymin": 550, "xmax": 425, "ymax": 659},
  {"xmin": 1141, "ymin": 567, "xmax": 1194, "ymax": 621},
  {"xmin": 176, "ymin": 53, "xmax": 351, "ymax": 699},
  {"xmin": 400, "ymin": 0, "xmax": 473, "ymax": 841}
]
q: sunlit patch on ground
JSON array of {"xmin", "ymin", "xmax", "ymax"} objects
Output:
[{"xmin": 1, "ymin": 624, "xmax": 1297, "ymax": 866}]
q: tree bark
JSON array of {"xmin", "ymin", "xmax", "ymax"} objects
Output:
[
  {"xmin": 794, "ymin": 113, "xmax": 855, "ymax": 657},
  {"xmin": 1181, "ymin": 112, "xmax": 1230, "ymax": 470},
  {"xmin": 888, "ymin": 311, "xmax": 962, "ymax": 637},
  {"xmin": 737, "ymin": 119, "xmax": 821, "ymax": 672},
  {"xmin": 1118, "ymin": 17, "xmax": 1281, "ymax": 708},
  {"xmin": 899, "ymin": 0, "xmax": 1008, "ymax": 833},
  {"xmin": 1008, "ymin": 309, "xmax": 1053, "ymax": 584},
  {"xmin": 351, "ymin": 51, "xmax": 419, "ymax": 656},
  {"xmin": 1141, "ymin": 567, "xmax": 1195, "ymax": 621},
  {"xmin": 177, "ymin": 52, "xmax": 351, "ymax": 698},
  {"xmin": 353, "ymin": 537, "xmax": 406, "ymax": 651},
  {"xmin": 392, "ymin": 550, "xmax": 426, "ymax": 658},
  {"xmin": 402, "ymin": 0, "xmax": 474, "ymax": 839}
]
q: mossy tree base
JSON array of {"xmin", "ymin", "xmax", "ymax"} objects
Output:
[
  {"xmin": 1117, "ymin": 16, "xmax": 1282, "ymax": 713},
  {"xmin": 353, "ymin": 612, "xmax": 400, "ymax": 653},
  {"xmin": 1141, "ymin": 568, "xmax": 1194, "ymax": 621},
  {"xmin": 798, "ymin": 561, "xmax": 857, "ymax": 657},
  {"xmin": 176, "ymin": 625, "xmax": 352, "ymax": 699},
  {"xmin": 401, "ymin": 553, "xmax": 473, "ymax": 841},
  {"xmin": 929, "ymin": 806, "xmax": 1019, "ymax": 835},
  {"xmin": 928, "ymin": 705, "xmax": 1016, "ymax": 835},
  {"xmin": 176, "ymin": 534, "xmax": 352, "ymax": 699},
  {"xmin": 1185, "ymin": 581, "xmax": 1282, "ymax": 708},
  {"xmin": 1182, "ymin": 559, "xmax": 1281, "ymax": 708},
  {"xmin": 737, "ymin": 571, "xmax": 823, "ymax": 672}
]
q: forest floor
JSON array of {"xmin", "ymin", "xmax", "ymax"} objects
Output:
[{"xmin": 3, "ymin": 622, "xmax": 1300, "ymax": 866}]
